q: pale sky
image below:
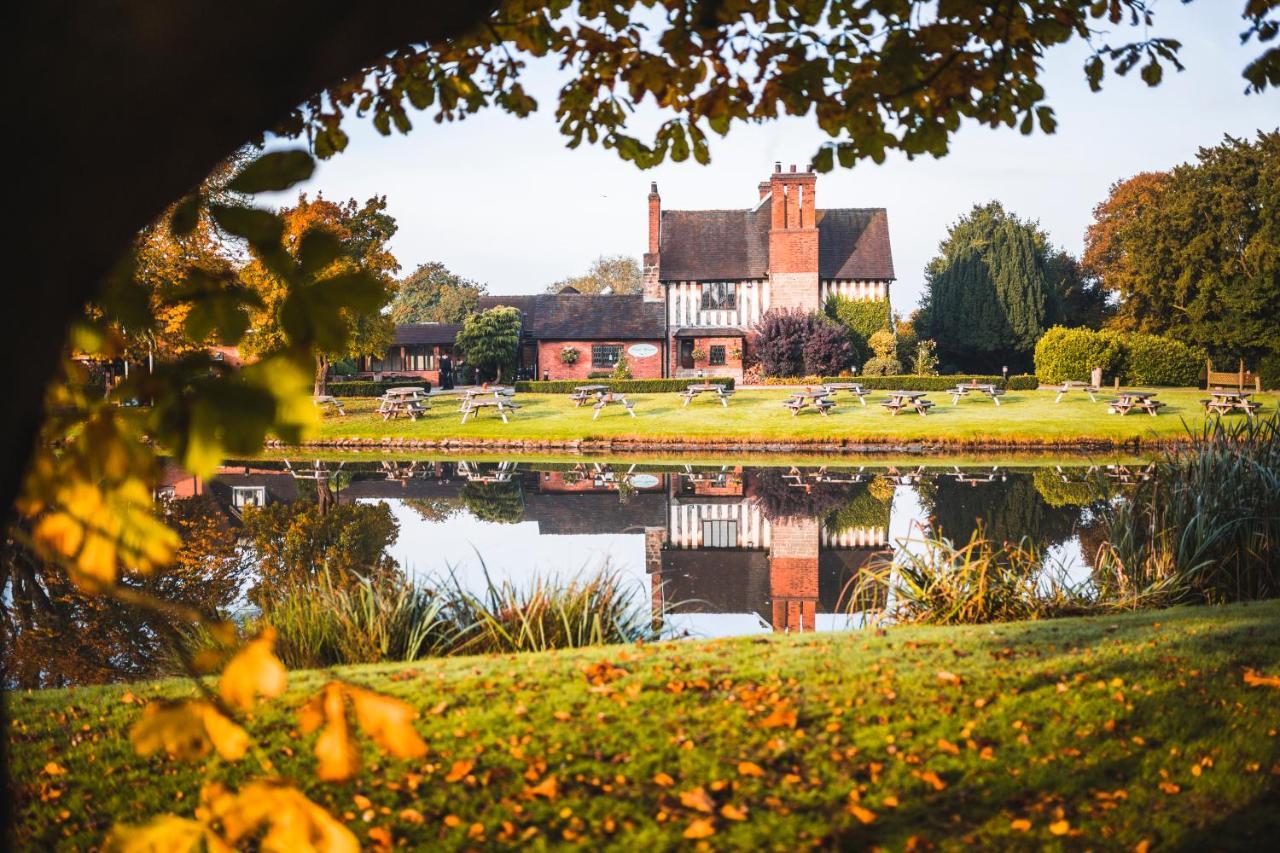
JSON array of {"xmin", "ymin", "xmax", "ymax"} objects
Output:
[{"xmin": 278, "ymin": 4, "xmax": 1275, "ymax": 314}]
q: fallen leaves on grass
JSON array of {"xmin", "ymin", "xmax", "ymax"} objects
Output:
[
  {"xmin": 683, "ymin": 818, "xmax": 716, "ymax": 839},
  {"xmin": 1243, "ymin": 669, "xmax": 1280, "ymax": 688},
  {"xmin": 737, "ymin": 761, "xmax": 765, "ymax": 777},
  {"xmin": 679, "ymin": 787, "xmax": 715, "ymax": 813}
]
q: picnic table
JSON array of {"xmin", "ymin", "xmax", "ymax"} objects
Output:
[
  {"xmin": 783, "ymin": 388, "xmax": 835, "ymax": 416},
  {"xmin": 591, "ymin": 392, "xmax": 637, "ymax": 420},
  {"xmin": 459, "ymin": 397, "xmax": 521, "ymax": 424},
  {"xmin": 377, "ymin": 387, "xmax": 429, "ymax": 420},
  {"xmin": 1055, "ymin": 380, "xmax": 1101, "ymax": 403},
  {"xmin": 1203, "ymin": 389, "xmax": 1263, "ymax": 418},
  {"xmin": 680, "ymin": 383, "xmax": 736, "ymax": 407},
  {"xmin": 881, "ymin": 390, "xmax": 934, "ymax": 416},
  {"xmin": 1106, "ymin": 391, "xmax": 1165, "ymax": 416},
  {"xmin": 569, "ymin": 384, "xmax": 610, "ymax": 407},
  {"xmin": 822, "ymin": 382, "xmax": 870, "ymax": 405},
  {"xmin": 312, "ymin": 395, "xmax": 346, "ymax": 416},
  {"xmin": 950, "ymin": 382, "xmax": 1005, "ymax": 405}
]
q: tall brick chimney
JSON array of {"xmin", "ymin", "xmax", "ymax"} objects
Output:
[
  {"xmin": 642, "ymin": 182, "xmax": 663, "ymax": 303},
  {"xmin": 767, "ymin": 163, "xmax": 819, "ymax": 312}
]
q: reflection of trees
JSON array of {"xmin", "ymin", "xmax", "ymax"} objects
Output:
[
  {"xmin": 1, "ymin": 495, "xmax": 244, "ymax": 688},
  {"xmin": 751, "ymin": 468, "xmax": 852, "ymax": 521},
  {"xmin": 403, "ymin": 497, "xmax": 464, "ymax": 523},
  {"xmin": 459, "ymin": 481, "xmax": 525, "ymax": 525},
  {"xmin": 1032, "ymin": 469, "xmax": 1104, "ymax": 508},
  {"xmin": 824, "ymin": 484, "xmax": 892, "ymax": 534},
  {"xmin": 242, "ymin": 501, "xmax": 400, "ymax": 605},
  {"xmin": 921, "ymin": 474, "xmax": 1083, "ymax": 553}
]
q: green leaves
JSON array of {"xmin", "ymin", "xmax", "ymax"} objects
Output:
[
  {"xmin": 168, "ymin": 269, "xmax": 264, "ymax": 345},
  {"xmin": 209, "ymin": 204, "xmax": 284, "ymax": 250},
  {"xmin": 226, "ymin": 150, "xmax": 315, "ymax": 194},
  {"xmin": 279, "ymin": 271, "xmax": 388, "ymax": 353}
]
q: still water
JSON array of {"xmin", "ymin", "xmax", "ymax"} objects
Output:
[{"xmin": 195, "ymin": 456, "xmax": 1139, "ymax": 636}]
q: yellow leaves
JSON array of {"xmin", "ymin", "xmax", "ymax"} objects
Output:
[
  {"xmin": 736, "ymin": 761, "xmax": 765, "ymax": 778},
  {"xmin": 105, "ymin": 815, "xmax": 230, "ymax": 853},
  {"xmin": 683, "ymin": 818, "xmax": 716, "ymax": 839},
  {"xmin": 130, "ymin": 700, "xmax": 249, "ymax": 762},
  {"xmin": 298, "ymin": 681, "xmax": 426, "ymax": 782},
  {"xmin": 201, "ymin": 781, "xmax": 358, "ymax": 852},
  {"xmin": 445, "ymin": 759, "xmax": 476, "ymax": 783},
  {"xmin": 219, "ymin": 628, "xmax": 287, "ymax": 711},
  {"xmin": 43, "ymin": 762, "xmax": 67, "ymax": 776},
  {"xmin": 678, "ymin": 787, "xmax": 715, "ymax": 813},
  {"xmin": 1243, "ymin": 669, "xmax": 1280, "ymax": 688},
  {"xmin": 1049, "ymin": 819, "xmax": 1071, "ymax": 836}
]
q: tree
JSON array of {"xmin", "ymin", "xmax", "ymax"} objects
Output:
[
  {"xmin": 548, "ymin": 255, "xmax": 642, "ymax": 295},
  {"xmin": 863, "ymin": 328, "xmax": 904, "ymax": 376},
  {"xmin": 390, "ymin": 262, "xmax": 487, "ymax": 324},
  {"xmin": 1045, "ymin": 250, "xmax": 1109, "ymax": 330},
  {"xmin": 918, "ymin": 202, "xmax": 1054, "ymax": 372},
  {"xmin": 750, "ymin": 309, "xmax": 853, "ymax": 378},
  {"xmin": 240, "ymin": 194, "xmax": 400, "ymax": 394},
  {"xmin": 454, "ymin": 305, "xmax": 521, "ymax": 382},
  {"xmin": 1085, "ymin": 133, "xmax": 1280, "ymax": 362},
  {"xmin": 802, "ymin": 320, "xmax": 855, "ymax": 376}
]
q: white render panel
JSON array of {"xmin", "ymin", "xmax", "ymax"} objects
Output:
[{"xmin": 820, "ymin": 280, "xmax": 889, "ymax": 303}]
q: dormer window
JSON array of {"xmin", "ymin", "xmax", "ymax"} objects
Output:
[{"xmin": 701, "ymin": 282, "xmax": 737, "ymax": 311}]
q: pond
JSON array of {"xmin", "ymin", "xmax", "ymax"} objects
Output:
[{"xmin": 5, "ymin": 454, "xmax": 1152, "ymax": 687}]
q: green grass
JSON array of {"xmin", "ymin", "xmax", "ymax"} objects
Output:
[
  {"xmin": 11, "ymin": 602, "xmax": 1280, "ymax": 849},
  {"xmin": 310, "ymin": 388, "xmax": 1279, "ymax": 447}
]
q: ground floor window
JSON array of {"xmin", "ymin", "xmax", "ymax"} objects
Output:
[
  {"xmin": 592, "ymin": 344, "xmax": 622, "ymax": 369},
  {"xmin": 367, "ymin": 346, "xmax": 439, "ymax": 372},
  {"xmin": 709, "ymin": 345, "xmax": 726, "ymax": 366}
]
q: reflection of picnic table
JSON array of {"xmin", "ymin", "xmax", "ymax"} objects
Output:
[
  {"xmin": 312, "ymin": 395, "xmax": 346, "ymax": 416},
  {"xmin": 783, "ymin": 389, "xmax": 835, "ymax": 416},
  {"xmin": 1203, "ymin": 389, "xmax": 1262, "ymax": 418},
  {"xmin": 377, "ymin": 387, "xmax": 429, "ymax": 420},
  {"xmin": 459, "ymin": 397, "xmax": 521, "ymax": 423},
  {"xmin": 680, "ymin": 383, "xmax": 735, "ymax": 407},
  {"xmin": 1106, "ymin": 391, "xmax": 1165, "ymax": 416},
  {"xmin": 881, "ymin": 390, "xmax": 934, "ymax": 416},
  {"xmin": 1055, "ymin": 381, "xmax": 1100, "ymax": 403},
  {"xmin": 591, "ymin": 392, "xmax": 636, "ymax": 420},
  {"xmin": 822, "ymin": 382, "xmax": 869, "ymax": 405},
  {"xmin": 951, "ymin": 383, "xmax": 1005, "ymax": 405},
  {"xmin": 569, "ymin": 384, "xmax": 610, "ymax": 407}
]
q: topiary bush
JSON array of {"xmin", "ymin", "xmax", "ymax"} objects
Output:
[
  {"xmin": 862, "ymin": 356, "xmax": 903, "ymax": 376},
  {"xmin": 825, "ymin": 295, "xmax": 890, "ymax": 362},
  {"xmin": 1120, "ymin": 333, "xmax": 1205, "ymax": 386},
  {"xmin": 1033, "ymin": 326, "xmax": 1123, "ymax": 384},
  {"xmin": 1006, "ymin": 374, "xmax": 1039, "ymax": 390}
]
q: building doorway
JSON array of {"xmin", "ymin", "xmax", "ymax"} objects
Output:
[{"xmin": 679, "ymin": 339, "xmax": 695, "ymax": 370}]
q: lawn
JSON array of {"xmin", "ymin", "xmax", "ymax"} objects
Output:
[
  {"xmin": 10, "ymin": 602, "xmax": 1280, "ymax": 849},
  {"xmin": 308, "ymin": 388, "xmax": 1278, "ymax": 447}
]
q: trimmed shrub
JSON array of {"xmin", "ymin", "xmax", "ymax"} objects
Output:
[
  {"xmin": 825, "ymin": 296, "xmax": 890, "ymax": 361},
  {"xmin": 1033, "ymin": 326, "xmax": 1122, "ymax": 384},
  {"xmin": 1121, "ymin": 333, "xmax": 1205, "ymax": 386},
  {"xmin": 802, "ymin": 321, "xmax": 855, "ymax": 376},
  {"xmin": 751, "ymin": 308, "xmax": 855, "ymax": 378},
  {"xmin": 513, "ymin": 378, "xmax": 734, "ymax": 394},
  {"xmin": 862, "ymin": 356, "xmax": 903, "ymax": 376},
  {"xmin": 1006, "ymin": 374, "xmax": 1039, "ymax": 390},
  {"xmin": 329, "ymin": 379, "xmax": 432, "ymax": 397}
]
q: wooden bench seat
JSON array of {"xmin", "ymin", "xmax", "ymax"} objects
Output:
[{"xmin": 592, "ymin": 394, "xmax": 636, "ymax": 420}]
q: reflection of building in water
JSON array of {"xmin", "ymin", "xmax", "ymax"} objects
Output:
[{"xmin": 647, "ymin": 468, "xmax": 890, "ymax": 633}]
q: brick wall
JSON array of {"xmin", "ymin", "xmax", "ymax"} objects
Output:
[
  {"xmin": 671, "ymin": 335, "xmax": 744, "ymax": 379},
  {"xmin": 537, "ymin": 340, "xmax": 664, "ymax": 381},
  {"xmin": 768, "ymin": 516, "xmax": 819, "ymax": 632}
]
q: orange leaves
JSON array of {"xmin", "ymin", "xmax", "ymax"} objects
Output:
[
  {"xmin": 1158, "ymin": 781, "xmax": 1181, "ymax": 795},
  {"xmin": 1243, "ymin": 669, "xmax": 1280, "ymax": 688},
  {"xmin": 219, "ymin": 628, "xmax": 287, "ymax": 711},
  {"xmin": 130, "ymin": 700, "xmax": 249, "ymax": 762},
  {"xmin": 678, "ymin": 787, "xmax": 715, "ymax": 813},
  {"xmin": 915, "ymin": 770, "xmax": 947, "ymax": 791},
  {"xmin": 105, "ymin": 814, "xmax": 228, "ymax": 853},
  {"xmin": 720, "ymin": 804, "xmax": 748, "ymax": 821},
  {"xmin": 757, "ymin": 703, "xmax": 798, "ymax": 729},
  {"xmin": 935, "ymin": 670, "xmax": 963, "ymax": 686},
  {"xmin": 683, "ymin": 818, "xmax": 716, "ymax": 839},
  {"xmin": 653, "ymin": 772, "xmax": 675, "ymax": 787},
  {"xmin": 522, "ymin": 775, "xmax": 559, "ymax": 799},
  {"xmin": 200, "ymin": 781, "xmax": 358, "ymax": 852},
  {"xmin": 936, "ymin": 738, "xmax": 961, "ymax": 756},
  {"xmin": 736, "ymin": 761, "xmax": 765, "ymax": 778},
  {"xmin": 445, "ymin": 759, "xmax": 475, "ymax": 783},
  {"xmin": 1010, "ymin": 818, "xmax": 1032, "ymax": 832},
  {"xmin": 848, "ymin": 802, "xmax": 877, "ymax": 824},
  {"xmin": 43, "ymin": 762, "xmax": 67, "ymax": 776},
  {"xmin": 298, "ymin": 681, "xmax": 426, "ymax": 782},
  {"xmin": 581, "ymin": 661, "xmax": 628, "ymax": 687},
  {"xmin": 1048, "ymin": 819, "xmax": 1071, "ymax": 836}
]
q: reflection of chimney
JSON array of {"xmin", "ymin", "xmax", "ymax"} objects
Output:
[
  {"xmin": 643, "ymin": 182, "xmax": 663, "ymax": 303},
  {"xmin": 768, "ymin": 516, "xmax": 819, "ymax": 632}
]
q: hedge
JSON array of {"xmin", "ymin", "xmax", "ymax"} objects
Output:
[
  {"xmin": 1034, "ymin": 326, "xmax": 1206, "ymax": 386},
  {"xmin": 761, "ymin": 374, "xmax": 1011, "ymax": 391},
  {"xmin": 328, "ymin": 379, "xmax": 432, "ymax": 397},
  {"xmin": 512, "ymin": 377, "xmax": 735, "ymax": 394},
  {"xmin": 1006, "ymin": 374, "xmax": 1039, "ymax": 391}
]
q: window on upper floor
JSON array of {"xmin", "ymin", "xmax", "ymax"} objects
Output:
[
  {"xmin": 700, "ymin": 282, "xmax": 737, "ymax": 311},
  {"xmin": 701, "ymin": 519, "xmax": 738, "ymax": 548}
]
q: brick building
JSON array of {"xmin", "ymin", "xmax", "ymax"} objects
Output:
[{"xmin": 364, "ymin": 162, "xmax": 893, "ymax": 382}]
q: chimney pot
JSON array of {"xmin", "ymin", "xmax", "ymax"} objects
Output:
[
  {"xmin": 790, "ymin": 163, "xmax": 796, "ymax": 172},
  {"xmin": 649, "ymin": 181, "xmax": 658, "ymax": 194},
  {"xmin": 774, "ymin": 161, "xmax": 781, "ymax": 172}
]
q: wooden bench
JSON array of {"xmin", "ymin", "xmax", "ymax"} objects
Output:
[
  {"xmin": 1055, "ymin": 382, "xmax": 1101, "ymax": 403},
  {"xmin": 882, "ymin": 398, "xmax": 934, "ymax": 416},
  {"xmin": 313, "ymin": 395, "xmax": 346, "ymax": 416},
  {"xmin": 592, "ymin": 393, "xmax": 636, "ymax": 420},
  {"xmin": 784, "ymin": 395, "xmax": 835, "ymax": 416},
  {"xmin": 1107, "ymin": 395, "xmax": 1165, "ymax": 416},
  {"xmin": 460, "ymin": 398, "xmax": 520, "ymax": 424}
]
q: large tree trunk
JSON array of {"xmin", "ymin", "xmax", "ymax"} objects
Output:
[
  {"xmin": 5, "ymin": 0, "xmax": 495, "ymax": 524},
  {"xmin": 314, "ymin": 354, "xmax": 329, "ymax": 397}
]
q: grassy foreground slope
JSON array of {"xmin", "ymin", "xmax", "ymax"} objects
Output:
[
  {"xmin": 311, "ymin": 389, "xmax": 1279, "ymax": 446},
  {"xmin": 11, "ymin": 602, "xmax": 1280, "ymax": 850}
]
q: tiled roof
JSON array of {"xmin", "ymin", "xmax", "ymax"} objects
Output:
[
  {"xmin": 478, "ymin": 294, "xmax": 665, "ymax": 341},
  {"xmin": 816, "ymin": 209, "xmax": 895, "ymax": 280},
  {"xmin": 522, "ymin": 491, "xmax": 667, "ymax": 535},
  {"xmin": 672, "ymin": 326, "xmax": 747, "ymax": 338},
  {"xmin": 659, "ymin": 208, "xmax": 770, "ymax": 281},
  {"xmin": 392, "ymin": 323, "xmax": 462, "ymax": 346},
  {"xmin": 658, "ymin": 206, "xmax": 894, "ymax": 281}
]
